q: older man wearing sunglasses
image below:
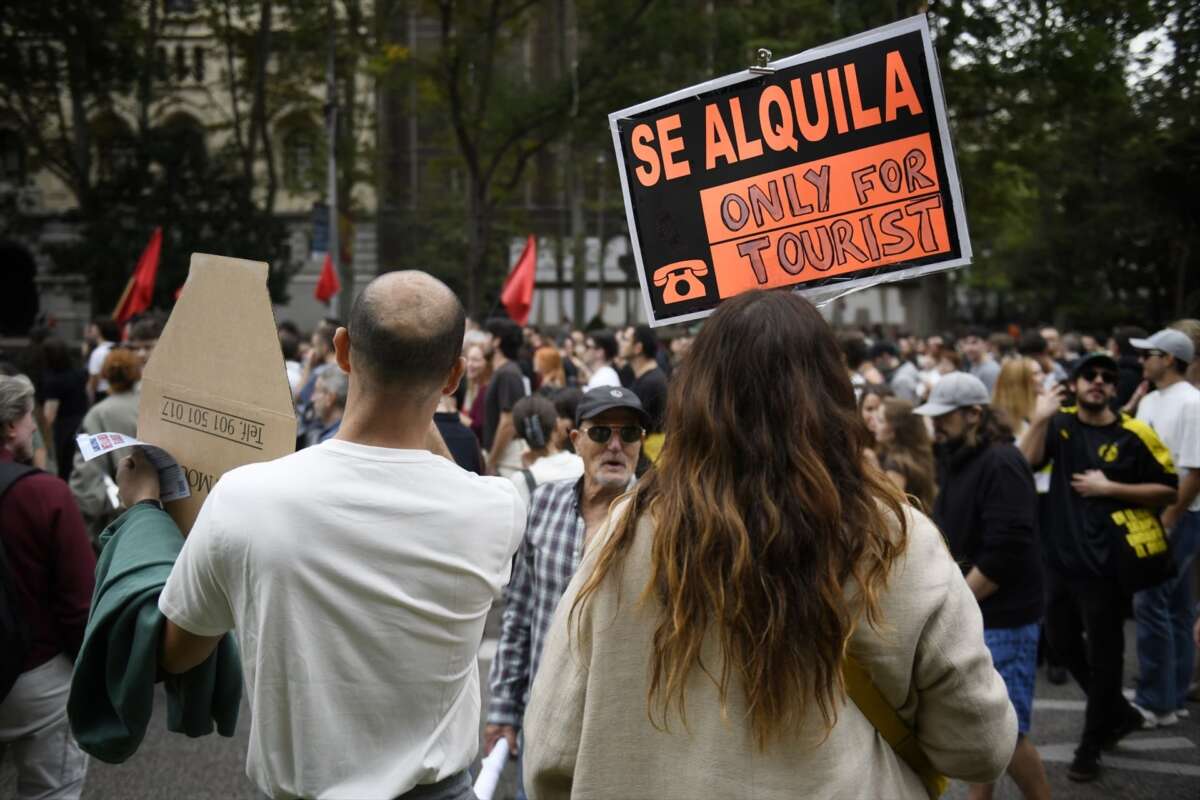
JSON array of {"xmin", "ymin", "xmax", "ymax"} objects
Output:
[
  {"xmin": 1019, "ymin": 352, "xmax": 1179, "ymax": 782},
  {"xmin": 485, "ymin": 386, "xmax": 647, "ymax": 800}
]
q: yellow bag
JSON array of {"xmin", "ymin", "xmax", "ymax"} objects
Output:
[{"xmin": 843, "ymin": 656, "xmax": 949, "ymax": 799}]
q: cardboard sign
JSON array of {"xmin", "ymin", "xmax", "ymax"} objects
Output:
[
  {"xmin": 137, "ymin": 253, "xmax": 297, "ymax": 534},
  {"xmin": 609, "ymin": 15, "xmax": 971, "ymax": 326}
]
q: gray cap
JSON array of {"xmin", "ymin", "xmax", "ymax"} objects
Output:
[
  {"xmin": 914, "ymin": 372, "xmax": 991, "ymax": 417},
  {"xmin": 1129, "ymin": 329, "xmax": 1194, "ymax": 365}
]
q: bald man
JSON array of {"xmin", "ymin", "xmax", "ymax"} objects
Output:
[{"xmin": 137, "ymin": 272, "xmax": 526, "ymax": 799}]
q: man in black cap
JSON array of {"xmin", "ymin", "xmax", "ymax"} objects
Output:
[
  {"xmin": 1019, "ymin": 352, "xmax": 1179, "ymax": 782},
  {"xmin": 484, "ymin": 386, "xmax": 648, "ymax": 799}
]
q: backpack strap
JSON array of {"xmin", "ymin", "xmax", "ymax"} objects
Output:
[
  {"xmin": 520, "ymin": 468, "xmax": 537, "ymax": 495},
  {"xmin": 842, "ymin": 655, "xmax": 948, "ymax": 799},
  {"xmin": 0, "ymin": 462, "xmax": 38, "ymax": 503}
]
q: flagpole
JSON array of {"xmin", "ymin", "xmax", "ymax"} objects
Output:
[{"xmin": 325, "ymin": 0, "xmax": 340, "ymax": 314}]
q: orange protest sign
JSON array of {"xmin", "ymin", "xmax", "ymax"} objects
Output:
[{"xmin": 610, "ymin": 16, "xmax": 971, "ymax": 326}]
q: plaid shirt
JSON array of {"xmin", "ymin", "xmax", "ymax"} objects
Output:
[{"xmin": 487, "ymin": 477, "xmax": 587, "ymax": 728}]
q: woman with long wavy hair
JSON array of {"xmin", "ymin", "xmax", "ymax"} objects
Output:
[{"xmin": 522, "ymin": 290, "xmax": 1016, "ymax": 800}]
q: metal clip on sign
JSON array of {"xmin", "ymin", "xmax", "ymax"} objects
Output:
[{"xmin": 749, "ymin": 48, "xmax": 775, "ymax": 75}]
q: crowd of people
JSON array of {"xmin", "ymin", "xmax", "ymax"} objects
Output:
[{"xmin": 1, "ymin": 288, "xmax": 1198, "ymax": 799}]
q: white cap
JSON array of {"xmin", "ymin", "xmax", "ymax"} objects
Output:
[
  {"xmin": 1129, "ymin": 329, "xmax": 1194, "ymax": 365},
  {"xmin": 914, "ymin": 372, "xmax": 991, "ymax": 417}
]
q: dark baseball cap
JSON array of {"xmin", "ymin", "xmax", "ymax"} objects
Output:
[
  {"xmin": 1070, "ymin": 352, "xmax": 1118, "ymax": 380},
  {"xmin": 574, "ymin": 385, "xmax": 651, "ymax": 429}
]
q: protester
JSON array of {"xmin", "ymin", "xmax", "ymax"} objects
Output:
[
  {"xmin": 859, "ymin": 384, "xmax": 893, "ymax": 445},
  {"xmin": 1108, "ymin": 326, "xmax": 1149, "ymax": 408},
  {"xmin": 278, "ymin": 329, "xmax": 303, "ymax": 397},
  {"xmin": 874, "ymin": 397, "xmax": 936, "ymax": 513},
  {"xmin": 1126, "ymin": 329, "xmax": 1200, "ymax": 727},
  {"xmin": 992, "ymin": 357, "xmax": 1043, "ymax": 436},
  {"xmin": 1018, "ymin": 353, "xmax": 1178, "ymax": 781},
  {"xmin": 68, "ymin": 349, "xmax": 142, "ymax": 545},
  {"xmin": 151, "ymin": 271, "xmax": 525, "ymax": 799},
  {"xmin": 304, "ymin": 368, "xmax": 347, "ymax": 446},
  {"xmin": 1169, "ymin": 319, "xmax": 1200, "ymax": 387},
  {"xmin": 582, "ymin": 331, "xmax": 621, "ymax": 389},
  {"xmin": 523, "ymin": 291, "xmax": 1016, "ymax": 799},
  {"xmin": 915, "ymin": 372, "xmax": 1050, "ymax": 800},
  {"xmin": 39, "ymin": 338, "xmax": 89, "ymax": 481},
  {"xmin": 126, "ymin": 314, "xmax": 165, "ymax": 369},
  {"xmin": 961, "ymin": 326, "xmax": 1001, "ymax": 393},
  {"xmin": 1017, "ymin": 332, "xmax": 1067, "ymax": 388},
  {"xmin": 84, "ymin": 318, "xmax": 120, "ymax": 404},
  {"xmin": 870, "ymin": 340, "xmax": 921, "ymax": 402},
  {"xmin": 621, "ymin": 325, "xmax": 668, "ymax": 460},
  {"xmin": 458, "ymin": 341, "xmax": 490, "ymax": 443},
  {"xmin": 551, "ymin": 388, "xmax": 582, "ymax": 454},
  {"xmin": 533, "ymin": 347, "xmax": 566, "ymax": 395},
  {"xmin": 434, "ymin": 394, "xmax": 485, "ymax": 474},
  {"xmin": 1039, "ymin": 326, "xmax": 1063, "ymax": 364},
  {"xmin": 0, "ymin": 374, "xmax": 94, "ymax": 800},
  {"xmin": 840, "ymin": 330, "xmax": 885, "ymax": 400},
  {"xmin": 989, "ymin": 332, "xmax": 1017, "ymax": 362},
  {"xmin": 295, "ymin": 318, "xmax": 341, "ymax": 445},
  {"xmin": 486, "ymin": 386, "xmax": 646, "ymax": 799},
  {"xmin": 484, "ymin": 317, "xmax": 530, "ymax": 477},
  {"xmin": 507, "ymin": 395, "xmax": 584, "ymax": 508}
]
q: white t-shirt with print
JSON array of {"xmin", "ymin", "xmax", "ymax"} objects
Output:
[
  {"xmin": 1137, "ymin": 380, "xmax": 1200, "ymax": 512},
  {"xmin": 159, "ymin": 439, "xmax": 526, "ymax": 799}
]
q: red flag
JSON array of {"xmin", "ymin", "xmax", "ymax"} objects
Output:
[
  {"xmin": 113, "ymin": 227, "xmax": 163, "ymax": 324},
  {"xmin": 500, "ymin": 235, "xmax": 536, "ymax": 326},
  {"xmin": 314, "ymin": 252, "xmax": 340, "ymax": 304}
]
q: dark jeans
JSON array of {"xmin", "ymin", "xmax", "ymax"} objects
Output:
[{"xmin": 1044, "ymin": 569, "xmax": 1136, "ymax": 753}]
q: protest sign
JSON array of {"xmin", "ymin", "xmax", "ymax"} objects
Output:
[
  {"xmin": 609, "ymin": 15, "xmax": 970, "ymax": 326},
  {"xmin": 137, "ymin": 253, "xmax": 297, "ymax": 535}
]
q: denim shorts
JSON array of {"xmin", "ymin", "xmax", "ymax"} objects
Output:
[{"xmin": 984, "ymin": 622, "xmax": 1040, "ymax": 735}]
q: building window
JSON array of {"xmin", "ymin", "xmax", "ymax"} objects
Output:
[
  {"xmin": 164, "ymin": 0, "xmax": 197, "ymax": 14},
  {"xmin": 281, "ymin": 124, "xmax": 319, "ymax": 192},
  {"xmin": 0, "ymin": 129, "xmax": 25, "ymax": 184},
  {"xmin": 92, "ymin": 113, "xmax": 136, "ymax": 181}
]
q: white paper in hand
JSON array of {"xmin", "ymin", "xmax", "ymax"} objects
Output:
[
  {"xmin": 473, "ymin": 737, "xmax": 510, "ymax": 800},
  {"xmin": 75, "ymin": 432, "xmax": 190, "ymax": 502}
]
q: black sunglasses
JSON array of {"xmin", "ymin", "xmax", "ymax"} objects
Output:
[
  {"xmin": 584, "ymin": 425, "xmax": 644, "ymax": 444},
  {"xmin": 1080, "ymin": 369, "xmax": 1117, "ymax": 385}
]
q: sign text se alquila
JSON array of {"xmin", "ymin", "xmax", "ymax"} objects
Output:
[{"xmin": 610, "ymin": 16, "xmax": 971, "ymax": 326}]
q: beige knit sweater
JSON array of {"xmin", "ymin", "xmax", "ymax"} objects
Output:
[{"xmin": 522, "ymin": 506, "xmax": 1017, "ymax": 800}]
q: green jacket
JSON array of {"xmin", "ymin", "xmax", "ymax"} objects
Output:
[{"xmin": 68, "ymin": 503, "xmax": 242, "ymax": 764}]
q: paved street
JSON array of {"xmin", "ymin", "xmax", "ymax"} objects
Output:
[{"xmin": 3, "ymin": 620, "xmax": 1196, "ymax": 799}]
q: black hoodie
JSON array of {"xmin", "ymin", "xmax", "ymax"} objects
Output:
[{"xmin": 932, "ymin": 439, "xmax": 1045, "ymax": 629}]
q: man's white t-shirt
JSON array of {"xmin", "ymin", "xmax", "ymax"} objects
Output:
[
  {"xmin": 88, "ymin": 341, "xmax": 114, "ymax": 393},
  {"xmin": 1137, "ymin": 380, "xmax": 1200, "ymax": 512},
  {"xmin": 585, "ymin": 364, "xmax": 621, "ymax": 390},
  {"xmin": 159, "ymin": 439, "xmax": 526, "ymax": 799},
  {"xmin": 508, "ymin": 450, "xmax": 584, "ymax": 508}
]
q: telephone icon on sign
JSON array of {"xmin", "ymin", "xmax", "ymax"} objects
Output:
[{"xmin": 652, "ymin": 260, "xmax": 709, "ymax": 305}]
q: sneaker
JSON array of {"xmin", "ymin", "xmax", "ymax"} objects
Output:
[
  {"xmin": 1103, "ymin": 706, "xmax": 1150, "ymax": 750},
  {"xmin": 1131, "ymin": 702, "xmax": 1178, "ymax": 727},
  {"xmin": 1177, "ymin": 707, "xmax": 1191, "ymax": 720},
  {"xmin": 1068, "ymin": 748, "xmax": 1101, "ymax": 782}
]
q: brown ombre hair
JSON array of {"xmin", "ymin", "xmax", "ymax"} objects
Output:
[{"xmin": 571, "ymin": 289, "xmax": 909, "ymax": 749}]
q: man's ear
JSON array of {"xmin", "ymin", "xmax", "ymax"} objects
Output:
[
  {"xmin": 333, "ymin": 327, "xmax": 352, "ymax": 373},
  {"xmin": 441, "ymin": 356, "xmax": 466, "ymax": 396}
]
